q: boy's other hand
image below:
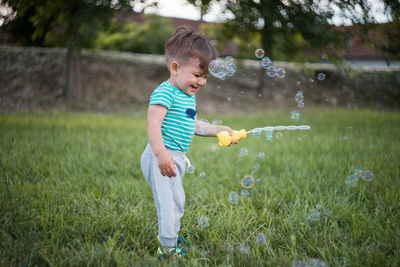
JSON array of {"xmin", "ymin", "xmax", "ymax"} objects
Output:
[{"xmin": 157, "ymin": 151, "xmax": 177, "ymax": 178}]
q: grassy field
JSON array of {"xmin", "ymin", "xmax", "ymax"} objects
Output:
[{"xmin": 1, "ymin": 109, "xmax": 399, "ymax": 266}]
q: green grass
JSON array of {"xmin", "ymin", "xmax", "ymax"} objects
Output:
[{"xmin": 1, "ymin": 109, "xmax": 400, "ymax": 266}]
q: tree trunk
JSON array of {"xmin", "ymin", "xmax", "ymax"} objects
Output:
[{"xmin": 65, "ymin": 46, "xmax": 82, "ymax": 98}]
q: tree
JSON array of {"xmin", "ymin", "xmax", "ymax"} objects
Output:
[{"xmin": 1, "ymin": 0, "xmax": 156, "ymax": 98}]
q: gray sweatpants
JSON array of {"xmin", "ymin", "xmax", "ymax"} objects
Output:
[{"xmin": 140, "ymin": 143, "xmax": 186, "ymax": 248}]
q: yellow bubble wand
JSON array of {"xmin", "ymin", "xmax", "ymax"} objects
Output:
[{"xmin": 216, "ymin": 125, "xmax": 311, "ymax": 146}]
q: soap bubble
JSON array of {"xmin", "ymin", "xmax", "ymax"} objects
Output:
[
  {"xmin": 253, "ymin": 130, "xmax": 262, "ymax": 138},
  {"xmin": 241, "ymin": 189, "xmax": 250, "ymax": 197},
  {"xmin": 258, "ymin": 152, "xmax": 265, "ymax": 159},
  {"xmin": 186, "ymin": 165, "xmax": 195, "ymax": 174},
  {"xmin": 296, "ymin": 80, "xmax": 301, "ymax": 86},
  {"xmin": 295, "ymin": 91, "xmax": 304, "ymax": 103},
  {"xmin": 256, "ymin": 233, "xmax": 266, "ymax": 244},
  {"xmin": 201, "ymin": 250, "xmax": 208, "ymax": 257},
  {"xmin": 239, "ymin": 147, "xmax": 249, "ymax": 157},
  {"xmin": 291, "ymin": 111, "xmax": 300, "ymax": 121},
  {"xmin": 260, "ymin": 56, "xmax": 272, "ymax": 69},
  {"xmin": 253, "ymin": 162, "xmax": 260, "ymax": 171},
  {"xmin": 239, "ymin": 242, "xmax": 250, "ymax": 254},
  {"xmin": 363, "ymin": 170, "xmax": 373, "ymax": 181},
  {"xmin": 308, "ymin": 78, "xmax": 314, "ymax": 83},
  {"xmin": 276, "ymin": 132, "xmax": 283, "ymax": 139},
  {"xmin": 208, "ymin": 59, "xmax": 228, "ymax": 80},
  {"xmin": 276, "ymin": 67, "xmax": 286, "ymax": 78},
  {"xmin": 242, "ymin": 175, "xmax": 255, "ymax": 188},
  {"xmin": 316, "ymin": 204, "xmax": 322, "ymax": 210},
  {"xmin": 266, "ymin": 131, "xmax": 273, "ymax": 142},
  {"xmin": 298, "ymin": 101, "xmax": 304, "ymax": 108},
  {"xmin": 227, "ymin": 244, "xmax": 234, "ymax": 253},
  {"xmin": 228, "ymin": 191, "xmax": 239, "ymax": 204},
  {"xmin": 317, "ymin": 73, "xmax": 326, "ymax": 81},
  {"xmin": 345, "ymin": 175, "xmax": 358, "ymax": 187},
  {"xmin": 226, "ymin": 63, "xmax": 237, "ymax": 76},
  {"xmin": 225, "ymin": 56, "xmax": 234, "ymax": 63},
  {"xmin": 227, "ymin": 96, "xmax": 231, "ymax": 102},
  {"xmin": 354, "ymin": 167, "xmax": 363, "ymax": 178},
  {"xmin": 266, "ymin": 66, "xmax": 277, "ymax": 77},
  {"xmin": 309, "ymin": 209, "xmax": 320, "ymax": 222},
  {"xmin": 255, "ymin": 48, "xmax": 265, "ymax": 58},
  {"xmin": 199, "ymin": 171, "xmax": 206, "ymax": 178},
  {"xmin": 198, "ymin": 216, "xmax": 209, "ymax": 228}
]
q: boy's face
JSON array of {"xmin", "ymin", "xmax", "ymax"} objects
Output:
[{"xmin": 169, "ymin": 57, "xmax": 209, "ymax": 97}]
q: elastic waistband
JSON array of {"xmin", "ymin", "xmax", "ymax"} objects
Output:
[{"xmin": 145, "ymin": 143, "xmax": 191, "ymax": 167}]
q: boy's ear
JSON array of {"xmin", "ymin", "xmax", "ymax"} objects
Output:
[{"xmin": 169, "ymin": 60, "xmax": 180, "ymax": 76}]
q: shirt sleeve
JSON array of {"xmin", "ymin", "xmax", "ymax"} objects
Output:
[{"xmin": 149, "ymin": 85, "xmax": 174, "ymax": 110}]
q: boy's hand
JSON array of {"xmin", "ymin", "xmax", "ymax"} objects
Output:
[
  {"xmin": 156, "ymin": 150, "xmax": 177, "ymax": 178},
  {"xmin": 219, "ymin": 126, "xmax": 238, "ymax": 145}
]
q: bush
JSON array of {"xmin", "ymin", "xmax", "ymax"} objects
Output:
[{"xmin": 94, "ymin": 14, "xmax": 175, "ymax": 54}]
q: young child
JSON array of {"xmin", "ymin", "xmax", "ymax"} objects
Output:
[{"xmin": 140, "ymin": 26, "xmax": 237, "ymax": 258}]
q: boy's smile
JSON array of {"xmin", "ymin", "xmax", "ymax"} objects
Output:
[{"xmin": 168, "ymin": 57, "xmax": 208, "ymax": 96}]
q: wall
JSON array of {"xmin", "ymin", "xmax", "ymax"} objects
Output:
[{"xmin": 1, "ymin": 46, "xmax": 399, "ymax": 113}]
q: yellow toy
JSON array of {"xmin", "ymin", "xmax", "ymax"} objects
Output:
[{"xmin": 216, "ymin": 129, "xmax": 246, "ymax": 146}]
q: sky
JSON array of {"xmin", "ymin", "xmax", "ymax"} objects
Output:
[{"xmin": 137, "ymin": 0, "xmax": 390, "ymax": 26}]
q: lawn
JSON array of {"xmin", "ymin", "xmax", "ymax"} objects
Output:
[{"xmin": 0, "ymin": 109, "xmax": 399, "ymax": 266}]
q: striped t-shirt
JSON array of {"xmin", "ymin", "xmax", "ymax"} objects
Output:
[{"xmin": 149, "ymin": 81, "xmax": 197, "ymax": 152}]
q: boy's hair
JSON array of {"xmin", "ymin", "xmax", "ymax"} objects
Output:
[{"xmin": 165, "ymin": 26, "xmax": 216, "ymax": 72}]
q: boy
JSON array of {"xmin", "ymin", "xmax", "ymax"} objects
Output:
[{"xmin": 140, "ymin": 26, "xmax": 237, "ymax": 258}]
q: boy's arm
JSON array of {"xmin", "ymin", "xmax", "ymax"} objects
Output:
[
  {"xmin": 195, "ymin": 119, "xmax": 238, "ymax": 144},
  {"xmin": 147, "ymin": 105, "xmax": 177, "ymax": 178}
]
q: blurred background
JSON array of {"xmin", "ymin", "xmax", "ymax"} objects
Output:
[{"xmin": 0, "ymin": 0, "xmax": 399, "ymax": 113}]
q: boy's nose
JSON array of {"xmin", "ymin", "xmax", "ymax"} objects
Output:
[{"xmin": 198, "ymin": 77, "xmax": 206, "ymax": 86}]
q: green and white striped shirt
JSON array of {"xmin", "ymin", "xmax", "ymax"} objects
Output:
[{"xmin": 149, "ymin": 81, "xmax": 197, "ymax": 152}]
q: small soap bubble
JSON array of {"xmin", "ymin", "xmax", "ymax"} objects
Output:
[
  {"xmin": 345, "ymin": 175, "xmax": 358, "ymax": 187},
  {"xmin": 343, "ymin": 135, "xmax": 349, "ymax": 140},
  {"xmin": 317, "ymin": 73, "xmax": 326, "ymax": 81},
  {"xmin": 227, "ymin": 96, "xmax": 232, "ymax": 102},
  {"xmin": 295, "ymin": 91, "xmax": 304, "ymax": 103},
  {"xmin": 239, "ymin": 147, "xmax": 249, "ymax": 157},
  {"xmin": 198, "ymin": 216, "xmax": 209, "ymax": 228},
  {"xmin": 227, "ymin": 63, "xmax": 237, "ymax": 76},
  {"xmin": 241, "ymin": 189, "xmax": 250, "ymax": 197},
  {"xmin": 210, "ymin": 143, "xmax": 218, "ymax": 152},
  {"xmin": 212, "ymin": 119, "xmax": 219, "ymax": 124},
  {"xmin": 228, "ymin": 191, "xmax": 239, "ymax": 204},
  {"xmin": 354, "ymin": 167, "xmax": 363, "ymax": 178},
  {"xmin": 255, "ymin": 48, "xmax": 265, "ymax": 58},
  {"xmin": 260, "ymin": 56, "xmax": 272, "ymax": 69},
  {"xmin": 253, "ymin": 130, "xmax": 262, "ymax": 138},
  {"xmin": 265, "ymin": 131, "xmax": 273, "ymax": 142},
  {"xmin": 296, "ymin": 80, "xmax": 301, "ymax": 86},
  {"xmin": 363, "ymin": 170, "xmax": 373, "ymax": 181},
  {"xmin": 253, "ymin": 162, "xmax": 260, "ymax": 171},
  {"xmin": 266, "ymin": 66, "xmax": 277, "ymax": 77},
  {"xmin": 309, "ymin": 209, "xmax": 320, "ymax": 222},
  {"xmin": 276, "ymin": 67, "xmax": 286, "ymax": 78},
  {"xmin": 298, "ymin": 101, "xmax": 304, "ymax": 108},
  {"xmin": 276, "ymin": 132, "xmax": 283, "ymax": 139},
  {"xmin": 199, "ymin": 171, "xmax": 206, "ymax": 178},
  {"xmin": 291, "ymin": 111, "xmax": 300, "ymax": 121},
  {"xmin": 258, "ymin": 152, "xmax": 265, "ymax": 159},
  {"xmin": 242, "ymin": 175, "xmax": 255, "ymax": 188},
  {"xmin": 256, "ymin": 233, "xmax": 266, "ymax": 244},
  {"xmin": 316, "ymin": 204, "xmax": 322, "ymax": 210},
  {"xmin": 225, "ymin": 56, "xmax": 234, "ymax": 63},
  {"xmin": 239, "ymin": 242, "xmax": 250, "ymax": 254},
  {"xmin": 227, "ymin": 244, "xmax": 234, "ymax": 253},
  {"xmin": 201, "ymin": 250, "xmax": 208, "ymax": 257},
  {"xmin": 186, "ymin": 165, "xmax": 195, "ymax": 174},
  {"xmin": 308, "ymin": 78, "xmax": 314, "ymax": 83}
]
